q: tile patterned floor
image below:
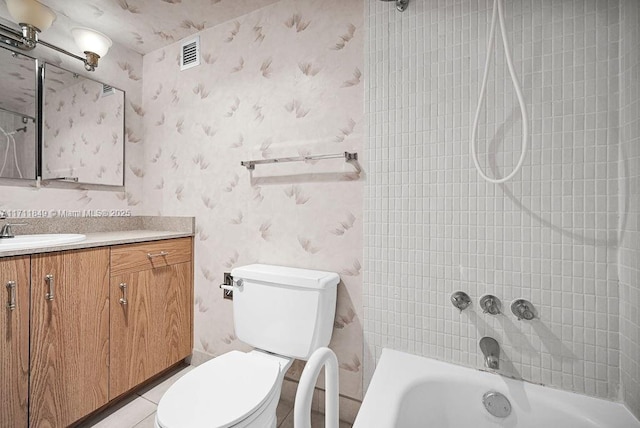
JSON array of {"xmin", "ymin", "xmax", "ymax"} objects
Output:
[{"xmin": 78, "ymin": 365, "xmax": 352, "ymax": 428}]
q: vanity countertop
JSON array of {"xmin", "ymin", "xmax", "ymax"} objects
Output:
[
  {"xmin": 0, "ymin": 216, "xmax": 195, "ymax": 258},
  {"xmin": 0, "ymin": 229, "xmax": 193, "ymax": 258}
]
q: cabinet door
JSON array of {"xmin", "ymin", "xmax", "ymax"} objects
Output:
[
  {"xmin": 109, "ymin": 269, "xmax": 151, "ymax": 399},
  {"xmin": 30, "ymin": 248, "xmax": 110, "ymax": 427},
  {"xmin": 155, "ymin": 262, "xmax": 192, "ymax": 367},
  {"xmin": 0, "ymin": 256, "xmax": 30, "ymax": 428},
  {"xmin": 110, "ymin": 261, "xmax": 192, "ymax": 399}
]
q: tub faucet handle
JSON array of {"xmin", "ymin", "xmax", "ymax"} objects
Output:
[
  {"xmin": 450, "ymin": 291, "xmax": 471, "ymax": 313},
  {"xmin": 511, "ymin": 299, "xmax": 535, "ymax": 321},
  {"xmin": 480, "ymin": 295, "xmax": 501, "ymax": 315}
]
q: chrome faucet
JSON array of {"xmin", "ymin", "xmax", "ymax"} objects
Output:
[
  {"xmin": 0, "ymin": 210, "xmax": 27, "ymax": 238},
  {"xmin": 0, "ymin": 222, "xmax": 26, "ymax": 239},
  {"xmin": 479, "ymin": 337, "xmax": 500, "ymax": 370}
]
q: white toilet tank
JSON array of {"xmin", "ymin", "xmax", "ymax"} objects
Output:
[{"xmin": 230, "ymin": 264, "xmax": 339, "ymax": 360}]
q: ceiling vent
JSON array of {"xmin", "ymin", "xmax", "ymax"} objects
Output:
[
  {"xmin": 180, "ymin": 36, "xmax": 201, "ymax": 71},
  {"xmin": 102, "ymin": 83, "xmax": 115, "ymax": 97}
]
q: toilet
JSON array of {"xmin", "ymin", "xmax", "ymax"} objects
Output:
[{"xmin": 155, "ymin": 264, "xmax": 339, "ymax": 428}]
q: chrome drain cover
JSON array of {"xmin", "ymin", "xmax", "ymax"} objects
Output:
[{"xmin": 482, "ymin": 391, "xmax": 511, "ymax": 418}]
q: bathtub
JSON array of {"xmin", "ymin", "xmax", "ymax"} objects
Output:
[{"xmin": 353, "ymin": 349, "xmax": 640, "ymax": 428}]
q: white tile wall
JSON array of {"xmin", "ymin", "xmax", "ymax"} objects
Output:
[
  {"xmin": 364, "ymin": 0, "xmax": 627, "ymax": 402},
  {"xmin": 619, "ymin": 0, "xmax": 640, "ymax": 419}
]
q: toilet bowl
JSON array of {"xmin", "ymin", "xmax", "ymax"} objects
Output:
[
  {"xmin": 155, "ymin": 351, "xmax": 292, "ymax": 428},
  {"xmin": 155, "ymin": 264, "xmax": 339, "ymax": 428}
]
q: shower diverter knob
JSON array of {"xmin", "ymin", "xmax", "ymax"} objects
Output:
[{"xmin": 511, "ymin": 299, "xmax": 535, "ymax": 321}]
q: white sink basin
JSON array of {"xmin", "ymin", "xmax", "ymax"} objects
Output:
[{"xmin": 0, "ymin": 234, "xmax": 86, "ymax": 252}]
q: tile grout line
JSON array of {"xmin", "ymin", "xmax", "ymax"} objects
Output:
[
  {"xmin": 277, "ymin": 406, "xmax": 293, "ymax": 427},
  {"xmin": 130, "ymin": 398, "xmax": 157, "ymax": 428}
]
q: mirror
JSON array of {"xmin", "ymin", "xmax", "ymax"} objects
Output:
[
  {"xmin": 41, "ymin": 63, "xmax": 125, "ymax": 186},
  {"xmin": 0, "ymin": 46, "xmax": 37, "ymax": 180}
]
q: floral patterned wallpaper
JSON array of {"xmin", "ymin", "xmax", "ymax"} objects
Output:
[
  {"xmin": 141, "ymin": 0, "xmax": 364, "ymax": 400},
  {"xmin": 40, "ymin": 0, "xmax": 279, "ymax": 54},
  {"xmin": 42, "ymin": 65, "xmax": 125, "ymax": 186},
  {"xmin": 0, "ymin": 46, "xmax": 36, "ymax": 117},
  {"xmin": 0, "ymin": 0, "xmax": 365, "ymax": 403}
]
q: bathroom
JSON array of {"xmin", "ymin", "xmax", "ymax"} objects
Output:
[{"xmin": 0, "ymin": 0, "xmax": 638, "ymax": 427}]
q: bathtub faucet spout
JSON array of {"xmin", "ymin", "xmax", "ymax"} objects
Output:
[
  {"xmin": 485, "ymin": 354, "xmax": 499, "ymax": 370},
  {"xmin": 479, "ymin": 337, "xmax": 500, "ymax": 370}
]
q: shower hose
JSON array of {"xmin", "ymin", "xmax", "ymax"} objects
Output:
[
  {"xmin": 0, "ymin": 125, "xmax": 23, "ymax": 179},
  {"xmin": 471, "ymin": 0, "xmax": 529, "ymax": 184}
]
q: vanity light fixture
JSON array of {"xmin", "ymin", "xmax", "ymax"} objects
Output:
[
  {"xmin": 71, "ymin": 27, "xmax": 112, "ymax": 71},
  {"xmin": 5, "ymin": 0, "xmax": 55, "ymax": 48},
  {"xmin": 0, "ymin": 0, "xmax": 112, "ymax": 71}
]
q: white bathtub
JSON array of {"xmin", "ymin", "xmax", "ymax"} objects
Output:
[{"xmin": 354, "ymin": 349, "xmax": 640, "ymax": 428}]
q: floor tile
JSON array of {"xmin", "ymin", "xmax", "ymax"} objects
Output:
[
  {"xmin": 279, "ymin": 411, "xmax": 295, "ymax": 428},
  {"xmin": 79, "ymin": 396, "xmax": 156, "ymax": 428},
  {"xmin": 276, "ymin": 399, "xmax": 294, "ymax": 427},
  {"xmin": 279, "ymin": 409, "xmax": 353, "ymax": 428},
  {"xmin": 133, "ymin": 412, "xmax": 157, "ymax": 428},
  {"xmin": 138, "ymin": 365, "xmax": 194, "ymax": 404},
  {"xmin": 78, "ymin": 370, "xmax": 352, "ymax": 428}
]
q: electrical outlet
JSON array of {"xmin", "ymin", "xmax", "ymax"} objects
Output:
[{"xmin": 222, "ymin": 272, "xmax": 233, "ymax": 300}]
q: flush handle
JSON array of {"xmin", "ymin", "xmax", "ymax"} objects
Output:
[
  {"xmin": 119, "ymin": 282, "xmax": 128, "ymax": 305},
  {"xmin": 6, "ymin": 280, "xmax": 16, "ymax": 310},
  {"xmin": 45, "ymin": 274, "xmax": 54, "ymax": 301},
  {"xmin": 219, "ymin": 277, "xmax": 241, "ymax": 300}
]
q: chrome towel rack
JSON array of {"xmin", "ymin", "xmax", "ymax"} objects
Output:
[{"xmin": 241, "ymin": 152, "xmax": 360, "ymax": 173}]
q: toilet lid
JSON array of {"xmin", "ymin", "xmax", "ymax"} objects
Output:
[{"xmin": 156, "ymin": 351, "xmax": 282, "ymax": 428}]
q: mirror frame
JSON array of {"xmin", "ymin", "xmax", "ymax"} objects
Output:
[{"xmin": 39, "ymin": 62, "xmax": 126, "ymax": 188}]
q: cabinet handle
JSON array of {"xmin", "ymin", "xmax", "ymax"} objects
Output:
[
  {"xmin": 45, "ymin": 274, "xmax": 54, "ymax": 301},
  {"xmin": 119, "ymin": 282, "xmax": 128, "ymax": 305},
  {"xmin": 147, "ymin": 251, "xmax": 169, "ymax": 258},
  {"xmin": 6, "ymin": 281, "xmax": 16, "ymax": 310}
]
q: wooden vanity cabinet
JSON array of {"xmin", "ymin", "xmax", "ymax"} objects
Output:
[
  {"xmin": 0, "ymin": 256, "xmax": 30, "ymax": 428},
  {"xmin": 109, "ymin": 237, "xmax": 193, "ymax": 399},
  {"xmin": 29, "ymin": 248, "xmax": 110, "ymax": 427},
  {"xmin": 0, "ymin": 237, "xmax": 192, "ymax": 426}
]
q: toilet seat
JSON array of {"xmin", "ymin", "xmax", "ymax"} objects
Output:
[{"xmin": 156, "ymin": 351, "xmax": 283, "ymax": 428}]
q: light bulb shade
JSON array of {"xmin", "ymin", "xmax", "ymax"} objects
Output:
[
  {"xmin": 6, "ymin": 0, "xmax": 56, "ymax": 31},
  {"xmin": 71, "ymin": 27, "xmax": 112, "ymax": 58}
]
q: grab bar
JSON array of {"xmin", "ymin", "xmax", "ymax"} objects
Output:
[{"xmin": 294, "ymin": 347, "xmax": 339, "ymax": 428}]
